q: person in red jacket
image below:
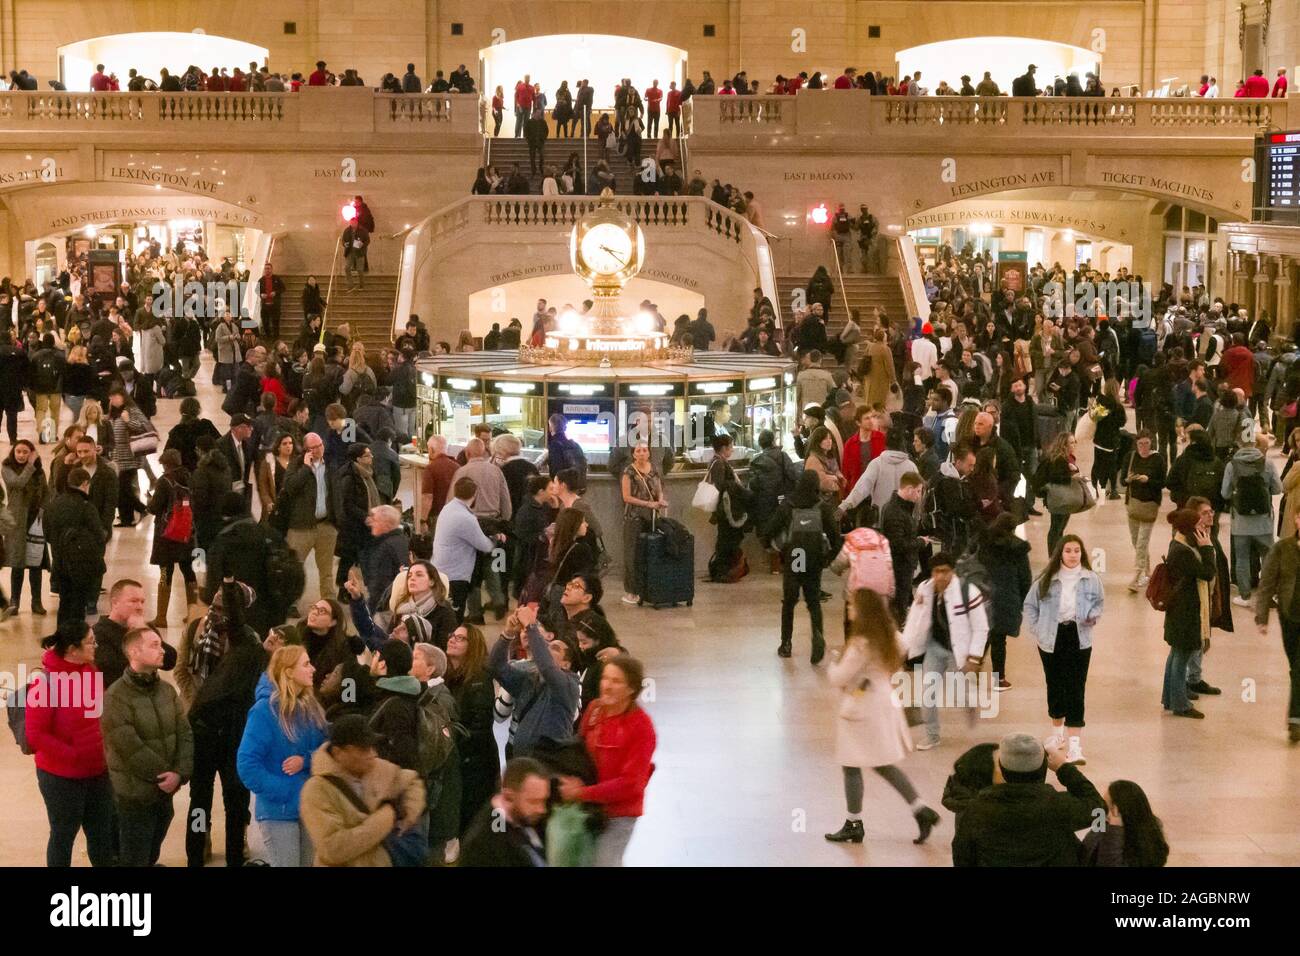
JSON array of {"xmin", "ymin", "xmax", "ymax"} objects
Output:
[
  {"xmin": 841, "ymin": 406, "xmax": 885, "ymax": 499},
  {"xmin": 308, "ymin": 61, "xmax": 330, "ymax": 86},
  {"xmin": 89, "ymin": 64, "xmax": 111, "ymax": 91},
  {"xmin": 1219, "ymin": 332, "xmax": 1257, "ymax": 398},
  {"xmin": 834, "ymin": 67, "xmax": 856, "ymax": 90},
  {"xmin": 25, "ymin": 621, "xmax": 116, "ymax": 867},
  {"xmin": 514, "ymin": 75, "xmax": 534, "ymax": 138},
  {"xmin": 1245, "ymin": 69, "xmax": 1271, "ymax": 97},
  {"xmin": 1273, "ymin": 68, "xmax": 1288, "ymax": 98},
  {"xmin": 228, "ymin": 68, "xmax": 246, "ymax": 92},
  {"xmin": 665, "ymin": 81, "xmax": 683, "ymax": 137},
  {"xmin": 558, "ymin": 654, "xmax": 656, "ymax": 866},
  {"xmin": 644, "ymin": 79, "xmax": 663, "ymax": 138}
]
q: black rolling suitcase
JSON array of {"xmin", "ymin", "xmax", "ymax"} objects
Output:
[{"xmin": 637, "ymin": 514, "xmax": 695, "ymax": 609}]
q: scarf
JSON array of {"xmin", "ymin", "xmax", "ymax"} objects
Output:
[
  {"xmin": 354, "ymin": 460, "xmax": 380, "ymax": 509},
  {"xmin": 190, "ymin": 581, "xmax": 256, "ymax": 682},
  {"xmin": 395, "ymin": 588, "xmax": 437, "ymax": 622},
  {"xmin": 1175, "ymin": 534, "xmax": 1212, "ymax": 642}
]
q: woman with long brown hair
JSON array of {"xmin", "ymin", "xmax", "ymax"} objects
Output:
[
  {"xmin": 445, "ymin": 622, "xmax": 499, "ymax": 842},
  {"xmin": 825, "ymin": 588, "xmax": 940, "ymax": 845},
  {"xmin": 544, "ymin": 507, "xmax": 597, "ymax": 621}
]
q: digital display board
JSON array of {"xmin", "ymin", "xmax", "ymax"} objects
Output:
[{"xmin": 1255, "ymin": 131, "xmax": 1300, "ymax": 222}]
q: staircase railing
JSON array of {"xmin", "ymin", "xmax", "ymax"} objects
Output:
[
  {"xmin": 320, "ymin": 234, "xmax": 345, "ymax": 343},
  {"xmin": 828, "ymin": 233, "xmax": 853, "ymax": 323}
]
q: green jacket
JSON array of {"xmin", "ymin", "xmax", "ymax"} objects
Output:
[
  {"xmin": 102, "ymin": 667, "xmax": 194, "ymax": 804},
  {"xmin": 1256, "ymin": 536, "xmax": 1300, "ymax": 626}
]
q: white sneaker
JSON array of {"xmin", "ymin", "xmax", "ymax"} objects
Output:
[
  {"xmin": 1232, "ymin": 595, "xmax": 1252, "ymax": 608},
  {"xmin": 1066, "ymin": 740, "xmax": 1086, "ymax": 765},
  {"xmin": 1136, "ymin": 574, "xmax": 1150, "ymax": 589},
  {"xmin": 621, "ymin": 593, "xmax": 640, "ymax": 605},
  {"xmin": 915, "ymin": 737, "xmax": 941, "ymax": 751},
  {"xmin": 1045, "ymin": 732, "xmax": 1065, "ymax": 751}
]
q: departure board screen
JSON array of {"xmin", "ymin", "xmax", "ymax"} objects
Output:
[{"xmin": 1266, "ymin": 131, "xmax": 1300, "ymax": 209}]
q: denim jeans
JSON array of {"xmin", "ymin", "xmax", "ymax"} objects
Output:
[
  {"xmin": 1162, "ymin": 644, "xmax": 1193, "ymax": 712},
  {"xmin": 259, "ymin": 818, "xmax": 314, "ymax": 867},
  {"xmin": 921, "ymin": 641, "xmax": 958, "ymax": 743},
  {"xmin": 65, "ymin": 394, "xmax": 86, "ymax": 425},
  {"xmin": 1232, "ymin": 532, "xmax": 1274, "ymax": 598},
  {"xmin": 1186, "ymin": 647, "xmax": 1203, "ymax": 685},
  {"xmin": 37, "ymin": 770, "xmax": 116, "ymax": 867}
]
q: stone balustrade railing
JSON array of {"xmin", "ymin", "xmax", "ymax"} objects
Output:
[{"xmin": 685, "ymin": 92, "xmax": 1287, "ymax": 138}]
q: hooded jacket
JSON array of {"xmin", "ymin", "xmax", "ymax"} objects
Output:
[
  {"xmin": 25, "ymin": 648, "xmax": 107, "ymax": 779},
  {"xmin": 901, "ymin": 575, "xmax": 990, "ymax": 666},
  {"xmin": 298, "ymin": 742, "xmax": 426, "ymax": 867},
  {"xmin": 1222, "ymin": 445, "xmax": 1282, "ymax": 535},
  {"xmin": 368, "ymin": 675, "xmax": 426, "ymax": 772},
  {"xmin": 102, "ymin": 666, "xmax": 193, "ymax": 803},
  {"xmin": 236, "ymin": 673, "xmax": 328, "ymax": 822},
  {"xmin": 841, "ymin": 448, "xmax": 919, "ymax": 513}
]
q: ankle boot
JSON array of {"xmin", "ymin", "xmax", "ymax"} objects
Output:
[
  {"xmin": 185, "ymin": 580, "xmax": 201, "ymax": 609},
  {"xmin": 913, "ymin": 806, "xmax": 941, "ymax": 845},
  {"xmin": 825, "ymin": 819, "xmax": 864, "ymax": 843},
  {"xmin": 147, "ymin": 580, "xmax": 171, "ymax": 630}
]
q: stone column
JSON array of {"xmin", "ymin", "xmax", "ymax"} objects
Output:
[
  {"xmin": 1235, "ymin": 252, "xmax": 1254, "ymax": 307},
  {"xmin": 1276, "ymin": 256, "xmax": 1294, "ymax": 340},
  {"xmin": 1223, "ymin": 246, "xmax": 1236, "ymax": 306},
  {"xmin": 1254, "ymin": 255, "xmax": 1273, "ymax": 319}
]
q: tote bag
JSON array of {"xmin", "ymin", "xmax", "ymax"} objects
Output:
[{"xmin": 693, "ymin": 462, "xmax": 721, "ymax": 513}]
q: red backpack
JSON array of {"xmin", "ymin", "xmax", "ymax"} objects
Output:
[
  {"xmin": 162, "ymin": 483, "xmax": 194, "ymax": 544},
  {"xmin": 1145, "ymin": 560, "xmax": 1173, "ymax": 611},
  {"xmin": 842, "ymin": 528, "xmax": 895, "ymax": 597}
]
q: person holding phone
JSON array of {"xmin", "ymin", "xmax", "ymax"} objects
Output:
[{"xmin": 1160, "ymin": 508, "xmax": 1218, "ymax": 719}]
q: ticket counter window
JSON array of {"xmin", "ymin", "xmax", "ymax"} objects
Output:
[
  {"xmin": 686, "ymin": 382, "xmax": 745, "ymax": 460},
  {"xmin": 484, "ymin": 383, "xmax": 546, "ymax": 448},
  {"xmin": 437, "ymin": 378, "xmax": 483, "ymax": 443},
  {"xmin": 618, "ymin": 381, "xmax": 687, "ymax": 455},
  {"xmin": 746, "ymin": 373, "xmax": 796, "ymax": 454}
]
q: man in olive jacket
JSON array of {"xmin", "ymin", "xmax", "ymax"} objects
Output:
[
  {"xmin": 953, "ymin": 733, "xmax": 1105, "ymax": 867},
  {"xmin": 102, "ymin": 627, "xmax": 194, "ymax": 866}
]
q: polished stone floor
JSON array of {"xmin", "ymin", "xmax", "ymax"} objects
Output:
[{"xmin": 1, "ymin": 356, "xmax": 1298, "ymax": 867}]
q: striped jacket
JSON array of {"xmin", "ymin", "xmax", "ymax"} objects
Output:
[{"xmin": 901, "ymin": 576, "xmax": 989, "ymax": 666}]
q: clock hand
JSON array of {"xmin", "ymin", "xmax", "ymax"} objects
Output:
[{"xmin": 599, "ymin": 244, "xmax": 627, "ymax": 266}]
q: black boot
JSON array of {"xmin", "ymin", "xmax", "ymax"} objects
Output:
[
  {"xmin": 913, "ymin": 806, "xmax": 940, "ymax": 844},
  {"xmin": 777, "ymin": 642, "xmax": 792, "ymax": 658},
  {"xmin": 810, "ymin": 639, "xmax": 826, "ymax": 666},
  {"xmin": 825, "ymin": 819, "xmax": 864, "ymax": 843}
]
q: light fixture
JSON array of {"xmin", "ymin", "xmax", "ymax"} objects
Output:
[
  {"xmin": 445, "ymin": 378, "xmax": 477, "ymax": 390},
  {"xmin": 558, "ymin": 384, "xmax": 603, "ymax": 395},
  {"xmin": 341, "ymin": 202, "xmax": 357, "ymax": 222},
  {"xmin": 695, "ymin": 382, "xmax": 735, "ymax": 394},
  {"xmin": 628, "ymin": 384, "xmax": 673, "ymax": 395},
  {"xmin": 494, "ymin": 382, "xmax": 535, "ymax": 394},
  {"xmin": 748, "ymin": 377, "xmax": 777, "ymax": 390},
  {"xmin": 808, "ymin": 203, "xmax": 830, "ymax": 225}
]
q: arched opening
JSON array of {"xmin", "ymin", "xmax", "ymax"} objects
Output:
[
  {"xmin": 896, "ymin": 37, "xmax": 1099, "ymax": 94},
  {"xmin": 479, "ymin": 34, "xmax": 686, "ymax": 111},
  {"xmin": 57, "ymin": 31, "xmax": 269, "ymax": 91}
]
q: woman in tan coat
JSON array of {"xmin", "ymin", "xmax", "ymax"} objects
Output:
[
  {"xmin": 299, "ymin": 715, "xmax": 426, "ymax": 867},
  {"xmin": 857, "ymin": 327, "xmax": 898, "ymax": 408},
  {"xmin": 1280, "ymin": 427, "xmax": 1300, "ymax": 540}
]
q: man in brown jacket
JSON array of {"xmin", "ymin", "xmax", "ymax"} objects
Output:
[{"xmin": 299, "ymin": 715, "xmax": 426, "ymax": 866}]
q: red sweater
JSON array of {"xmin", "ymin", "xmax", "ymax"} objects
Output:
[
  {"xmin": 834, "ymin": 74, "xmax": 852, "ymax": 89},
  {"xmin": 577, "ymin": 702, "xmax": 656, "ymax": 818},
  {"xmin": 1273, "ymin": 76, "xmax": 1289, "ymax": 97},
  {"xmin": 515, "ymin": 81, "xmax": 534, "ymax": 109},
  {"xmin": 1245, "ymin": 74, "xmax": 1271, "ymax": 97},
  {"xmin": 645, "ymin": 86, "xmax": 663, "ymax": 112},
  {"xmin": 26, "ymin": 649, "xmax": 106, "ymax": 779},
  {"xmin": 666, "ymin": 89, "xmax": 682, "ymax": 113},
  {"xmin": 841, "ymin": 430, "xmax": 886, "ymax": 493}
]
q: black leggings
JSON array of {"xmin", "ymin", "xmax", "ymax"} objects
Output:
[
  {"xmin": 1039, "ymin": 621, "xmax": 1092, "ymax": 727},
  {"xmin": 842, "ymin": 765, "xmax": 919, "ymax": 814},
  {"xmin": 186, "ymin": 725, "xmax": 250, "ymax": 867},
  {"xmin": 987, "ymin": 631, "xmax": 1009, "ymax": 680},
  {"xmin": 1091, "ymin": 447, "xmax": 1118, "ymax": 493},
  {"xmin": 159, "ymin": 559, "xmax": 196, "ymax": 587},
  {"xmin": 10, "ymin": 566, "xmax": 43, "ymax": 609},
  {"xmin": 117, "ymin": 469, "xmax": 146, "ymax": 524}
]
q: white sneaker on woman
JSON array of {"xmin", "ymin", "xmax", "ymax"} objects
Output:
[
  {"xmin": 621, "ymin": 593, "xmax": 640, "ymax": 605},
  {"xmin": 1066, "ymin": 738, "xmax": 1086, "ymax": 765}
]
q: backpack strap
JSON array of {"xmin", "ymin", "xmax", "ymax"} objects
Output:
[{"xmin": 321, "ymin": 774, "xmax": 373, "ymax": 815}]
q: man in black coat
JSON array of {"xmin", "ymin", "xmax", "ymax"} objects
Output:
[
  {"xmin": 881, "ymin": 473, "xmax": 927, "ymax": 621},
  {"xmin": 953, "ymin": 733, "xmax": 1105, "ymax": 867},
  {"xmin": 460, "ymin": 757, "xmax": 550, "ymax": 867},
  {"xmin": 44, "ymin": 468, "xmax": 107, "ymax": 626},
  {"xmin": 222, "ymin": 346, "xmax": 266, "ymax": 418},
  {"xmin": 524, "ymin": 111, "xmax": 549, "ymax": 176},
  {"xmin": 335, "ymin": 445, "xmax": 378, "ymax": 595},
  {"xmin": 94, "ymin": 579, "xmax": 178, "ymax": 686},
  {"xmin": 972, "ymin": 411, "xmax": 1022, "ymax": 513},
  {"xmin": 1011, "ymin": 65, "xmax": 1038, "ymax": 97},
  {"xmin": 215, "ymin": 414, "xmax": 256, "ymax": 505},
  {"xmin": 203, "ymin": 493, "xmax": 282, "ymax": 634}
]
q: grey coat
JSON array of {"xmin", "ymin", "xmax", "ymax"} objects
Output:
[
  {"xmin": 137, "ymin": 324, "xmax": 167, "ymax": 375},
  {"xmin": 213, "ymin": 320, "xmax": 243, "ymax": 365},
  {"xmin": 2, "ymin": 461, "xmax": 48, "ymax": 570}
]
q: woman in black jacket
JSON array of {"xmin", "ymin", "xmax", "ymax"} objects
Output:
[
  {"xmin": 163, "ymin": 396, "xmax": 220, "ymax": 473},
  {"xmin": 806, "ymin": 266, "xmax": 834, "ymax": 319},
  {"xmin": 706, "ymin": 433, "xmax": 750, "ymax": 583},
  {"xmin": 1161, "ymin": 507, "xmax": 1217, "ymax": 719},
  {"xmin": 977, "ymin": 512, "xmax": 1032, "ymax": 690},
  {"xmin": 769, "ymin": 469, "xmax": 840, "ymax": 663},
  {"xmin": 512, "ymin": 475, "xmax": 555, "ymax": 600},
  {"xmin": 445, "ymin": 623, "xmax": 499, "ymax": 837},
  {"xmin": 1035, "ymin": 432, "xmax": 1082, "ymax": 556},
  {"xmin": 543, "ymin": 507, "xmax": 597, "ymax": 626},
  {"xmin": 1091, "ymin": 377, "xmax": 1125, "ymax": 499},
  {"xmin": 300, "ymin": 277, "xmax": 325, "ymax": 321},
  {"xmin": 145, "ymin": 449, "xmax": 197, "ymax": 629},
  {"xmin": 185, "ymin": 577, "xmax": 269, "ymax": 867},
  {"xmin": 1125, "ymin": 430, "xmax": 1166, "ymax": 591}
]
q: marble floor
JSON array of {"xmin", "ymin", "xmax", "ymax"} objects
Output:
[{"xmin": 1, "ymin": 356, "xmax": 1298, "ymax": 867}]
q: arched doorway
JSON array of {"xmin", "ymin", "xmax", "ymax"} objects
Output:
[
  {"xmin": 896, "ymin": 37, "xmax": 1099, "ymax": 94},
  {"xmin": 57, "ymin": 31, "xmax": 269, "ymax": 91},
  {"xmin": 479, "ymin": 34, "xmax": 686, "ymax": 110}
]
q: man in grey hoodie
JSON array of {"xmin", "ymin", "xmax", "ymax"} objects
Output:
[
  {"xmin": 489, "ymin": 604, "xmax": 580, "ymax": 756},
  {"xmin": 1222, "ymin": 433, "xmax": 1282, "ymax": 604},
  {"xmin": 838, "ymin": 426, "xmax": 920, "ymax": 522}
]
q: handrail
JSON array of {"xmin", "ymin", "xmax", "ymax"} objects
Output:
[
  {"xmin": 895, "ymin": 235, "xmax": 931, "ymax": 322},
  {"xmin": 321, "ymin": 234, "xmax": 344, "ymax": 341},
  {"xmin": 828, "ymin": 233, "xmax": 853, "ymax": 324}
]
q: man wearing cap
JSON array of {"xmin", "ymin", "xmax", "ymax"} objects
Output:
[
  {"xmin": 911, "ymin": 324, "xmax": 939, "ymax": 385},
  {"xmin": 952, "ymin": 733, "xmax": 1105, "ymax": 866},
  {"xmin": 299, "ymin": 714, "xmax": 426, "ymax": 867},
  {"xmin": 216, "ymin": 413, "xmax": 257, "ymax": 505}
]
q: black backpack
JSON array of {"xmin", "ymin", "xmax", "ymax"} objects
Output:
[
  {"xmin": 57, "ymin": 523, "xmax": 102, "ymax": 574},
  {"xmin": 263, "ymin": 526, "xmax": 306, "ymax": 609},
  {"xmin": 1234, "ymin": 470, "xmax": 1271, "ymax": 517},
  {"xmin": 1183, "ymin": 456, "xmax": 1222, "ymax": 508},
  {"xmin": 779, "ymin": 505, "xmax": 828, "ymax": 566}
]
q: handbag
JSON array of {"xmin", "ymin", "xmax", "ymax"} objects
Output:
[
  {"xmin": 129, "ymin": 430, "xmax": 159, "ymax": 456},
  {"xmin": 24, "ymin": 515, "xmax": 45, "ymax": 568},
  {"xmin": 321, "ymin": 775, "xmax": 426, "ymax": 867},
  {"xmin": 692, "ymin": 463, "xmax": 721, "ymax": 514},
  {"xmin": 1045, "ymin": 477, "xmax": 1093, "ymax": 514}
]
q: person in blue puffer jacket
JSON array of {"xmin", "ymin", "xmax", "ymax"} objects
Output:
[
  {"xmin": 237, "ymin": 646, "xmax": 329, "ymax": 867},
  {"xmin": 1022, "ymin": 534, "xmax": 1105, "ymax": 770}
]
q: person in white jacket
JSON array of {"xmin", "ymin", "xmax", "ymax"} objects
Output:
[
  {"xmin": 901, "ymin": 551, "xmax": 990, "ymax": 750},
  {"xmin": 825, "ymin": 588, "xmax": 942, "ymax": 845}
]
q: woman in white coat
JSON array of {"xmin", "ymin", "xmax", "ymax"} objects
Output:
[{"xmin": 825, "ymin": 588, "xmax": 941, "ymax": 845}]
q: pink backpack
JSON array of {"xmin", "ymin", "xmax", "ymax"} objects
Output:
[{"xmin": 842, "ymin": 528, "xmax": 895, "ymax": 597}]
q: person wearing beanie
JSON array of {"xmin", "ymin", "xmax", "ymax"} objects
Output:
[
  {"xmin": 911, "ymin": 324, "xmax": 939, "ymax": 383},
  {"xmin": 952, "ymin": 733, "xmax": 1106, "ymax": 866},
  {"xmin": 299, "ymin": 714, "xmax": 426, "ymax": 867}
]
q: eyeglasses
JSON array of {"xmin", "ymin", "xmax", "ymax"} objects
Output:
[
  {"xmin": 309, "ymin": 604, "xmax": 332, "ymax": 614},
  {"xmin": 564, "ymin": 581, "xmax": 587, "ymax": 593}
]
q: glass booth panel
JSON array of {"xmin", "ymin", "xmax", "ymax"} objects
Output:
[
  {"xmin": 484, "ymin": 392, "xmax": 547, "ymax": 448},
  {"xmin": 745, "ymin": 373, "xmax": 795, "ymax": 455},
  {"xmin": 685, "ymin": 381, "xmax": 747, "ymax": 463},
  {"xmin": 438, "ymin": 389, "xmax": 482, "ymax": 443}
]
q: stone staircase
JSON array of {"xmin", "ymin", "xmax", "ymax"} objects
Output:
[
  {"xmin": 484, "ymin": 136, "xmax": 642, "ymax": 194},
  {"xmin": 775, "ymin": 273, "xmax": 909, "ymax": 370},
  {"xmin": 278, "ymin": 273, "xmax": 400, "ymax": 352}
]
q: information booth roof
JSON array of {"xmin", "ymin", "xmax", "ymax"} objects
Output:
[{"xmin": 415, "ymin": 352, "xmax": 794, "ymax": 388}]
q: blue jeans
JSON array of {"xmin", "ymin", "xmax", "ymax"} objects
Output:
[
  {"xmin": 1186, "ymin": 647, "xmax": 1203, "ymax": 685},
  {"xmin": 392, "ymin": 406, "xmax": 416, "ymax": 444},
  {"xmin": 259, "ymin": 818, "xmax": 314, "ymax": 867},
  {"xmin": 1162, "ymin": 644, "xmax": 1193, "ymax": 712},
  {"xmin": 1232, "ymin": 532, "xmax": 1273, "ymax": 598},
  {"xmin": 922, "ymin": 641, "xmax": 958, "ymax": 743},
  {"xmin": 65, "ymin": 394, "xmax": 86, "ymax": 424}
]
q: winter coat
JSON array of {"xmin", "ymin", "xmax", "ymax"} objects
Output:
[
  {"xmin": 108, "ymin": 405, "xmax": 151, "ymax": 471},
  {"xmin": 1, "ymin": 461, "xmax": 46, "ymax": 570},
  {"xmin": 335, "ymin": 462, "xmax": 376, "ymax": 553},
  {"xmin": 298, "ymin": 742, "xmax": 426, "ymax": 867},
  {"xmin": 747, "ymin": 446, "xmax": 801, "ymax": 534},
  {"xmin": 203, "ymin": 517, "xmax": 285, "ymax": 630},
  {"xmin": 1221, "ymin": 445, "xmax": 1281, "ymax": 536},
  {"xmin": 1022, "ymin": 568, "xmax": 1105, "ymax": 651},
  {"xmin": 841, "ymin": 448, "xmax": 919, "ymax": 514},
  {"xmin": 977, "ymin": 534, "xmax": 1033, "ymax": 636},
  {"xmin": 367, "ymin": 675, "xmax": 425, "ymax": 772},
  {"xmin": 862, "ymin": 340, "xmax": 897, "ymax": 407},
  {"xmin": 1163, "ymin": 537, "xmax": 1218, "ymax": 651},
  {"xmin": 137, "ymin": 324, "xmax": 166, "ymax": 375},
  {"xmin": 901, "ymin": 575, "xmax": 990, "ymax": 665},
  {"xmin": 213, "ymin": 320, "xmax": 242, "ymax": 365},
  {"xmin": 952, "ymin": 764, "xmax": 1106, "ymax": 867},
  {"xmin": 236, "ymin": 674, "xmax": 328, "ymax": 822},
  {"xmin": 147, "ymin": 471, "xmax": 194, "ymax": 566},
  {"xmin": 191, "ymin": 451, "xmax": 232, "ymax": 551},
  {"xmin": 25, "ymin": 648, "xmax": 107, "ymax": 779},
  {"xmin": 1282, "ymin": 459, "xmax": 1300, "ymax": 540},
  {"xmin": 43, "ymin": 487, "xmax": 106, "ymax": 582},
  {"xmin": 573, "ymin": 701, "xmax": 657, "ymax": 818},
  {"xmin": 827, "ymin": 635, "xmax": 911, "ymax": 768},
  {"xmin": 490, "ymin": 624, "xmax": 581, "ymax": 753},
  {"xmin": 164, "ymin": 418, "xmax": 221, "ymax": 473},
  {"xmin": 361, "ymin": 528, "xmax": 409, "ymax": 607},
  {"xmin": 101, "ymin": 667, "xmax": 193, "ymax": 804}
]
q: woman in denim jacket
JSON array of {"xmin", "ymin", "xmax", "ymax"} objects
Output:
[{"xmin": 1023, "ymin": 534, "xmax": 1105, "ymax": 768}]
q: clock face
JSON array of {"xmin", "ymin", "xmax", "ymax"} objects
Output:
[{"xmin": 579, "ymin": 223, "xmax": 634, "ymax": 275}]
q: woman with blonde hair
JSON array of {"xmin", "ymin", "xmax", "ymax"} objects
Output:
[
  {"xmin": 338, "ymin": 341, "xmax": 375, "ymax": 415},
  {"xmin": 75, "ymin": 392, "xmax": 106, "ymax": 448},
  {"xmin": 236, "ymin": 645, "xmax": 328, "ymax": 867},
  {"xmin": 62, "ymin": 344, "xmax": 97, "ymax": 425},
  {"xmin": 825, "ymin": 588, "xmax": 941, "ymax": 845},
  {"xmin": 457, "ymin": 330, "xmax": 476, "ymax": 353}
]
